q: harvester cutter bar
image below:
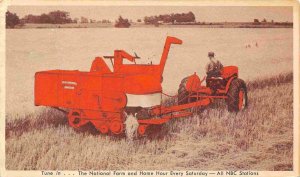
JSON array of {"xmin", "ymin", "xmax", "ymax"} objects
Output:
[
  {"xmin": 137, "ymin": 111, "xmax": 192, "ymax": 125},
  {"xmin": 138, "ymin": 98, "xmax": 210, "ymax": 125},
  {"xmin": 152, "ymin": 98, "xmax": 211, "ymax": 115}
]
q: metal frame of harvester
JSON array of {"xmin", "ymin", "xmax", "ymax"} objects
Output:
[{"xmin": 35, "ymin": 36, "xmax": 247, "ymax": 136}]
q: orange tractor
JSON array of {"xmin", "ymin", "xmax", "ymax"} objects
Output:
[{"xmin": 35, "ymin": 36, "xmax": 247, "ymax": 136}]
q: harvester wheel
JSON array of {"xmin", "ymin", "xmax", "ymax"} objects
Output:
[
  {"xmin": 226, "ymin": 78, "xmax": 248, "ymax": 112},
  {"xmin": 110, "ymin": 120, "xmax": 124, "ymax": 135},
  {"xmin": 178, "ymin": 77, "xmax": 189, "ymax": 105},
  {"xmin": 137, "ymin": 124, "xmax": 148, "ymax": 136},
  {"xmin": 99, "ymin": 125, "xmax": 109, "ymax": 134},
  {"xmin": 68, "ymin": 110, "xmax": 88, "ymax": 129}
]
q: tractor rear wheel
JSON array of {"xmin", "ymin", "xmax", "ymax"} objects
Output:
[
  {"xmin": 226, "ymin": 78, "xmax": 248, "ymax": 112},
  {"xmin": 178, "ymin": 77, "xmax": 189, "ymax": 105}
]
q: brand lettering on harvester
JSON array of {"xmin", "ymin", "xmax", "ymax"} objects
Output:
[
  {"xmin": 62, "ymin": 81, "xmax": 77, "ymax": 89},
  {"xmin": 62, "ymin": 81, "xmax": 77, "ymax": 85}
]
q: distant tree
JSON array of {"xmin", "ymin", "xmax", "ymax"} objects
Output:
[
  {"xmin": 101, "ymin": 19, "xmax": 111, "ymax": 23},
  {"xmin": 137, "ymin": 19, "xmax": 142, "ymax": 22},
  {"xmin": 73, "ymin": 17, "xmax": 79, "ymax": 23},
  {"xmin": 144, "ymin": 16, "xmax": 157, "ymax": 24},
  {"xmin": 115, "ymin": 16, "xmax": 131, "ymax": 28},
  {"xmin": 81, "ymin": 17, "xmax": 88, "ymax": 23},
  {"xmin": 262, "ymin": 18, "xmax": 267, "ymax": 23},
  {"xmin": 22, "ymin": 14, "xmax": 40, "ymax": 23},
  {"xmin": 254, "ymin": 19, "xmax": 260, "ymax": 23},
  {"xmin": 6, "ymin": 11, "xmax": 20, "ymax": 28},
  {"xmin": 40, "ymin": 13, "xmax": 52, "ymax": 23},
  {"xmin": 271, "ymin": 19, "xmax": 274, "ymax": 23},
  {"xmin": 48, "ymin": 10, "xmax": 71, "ymax": 24},
  {"xmin": 173, "ymin": 11, "xmax": 195, "ymax": 23}
]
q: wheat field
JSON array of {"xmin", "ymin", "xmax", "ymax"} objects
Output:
[{"xmin": 5, "ymin": 73, "xmax": 293, "ymax": 171}]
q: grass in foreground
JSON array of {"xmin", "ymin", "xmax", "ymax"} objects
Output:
[{"xmin": 5, "ymin": 73, "xmax": 293, "ymax": 170}]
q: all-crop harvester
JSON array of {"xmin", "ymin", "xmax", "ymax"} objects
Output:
[{"xmin": 35, "ymin": 36, "xmax": 248, "ymax": 136}]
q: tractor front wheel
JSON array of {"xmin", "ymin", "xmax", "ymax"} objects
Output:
[
  {"xmin": 178, "ymin": 77, "xmax": 191, "ymax": 105},
  {"xmin": 226, "ymin": 78, "xmax": 248, "ymax": 112}
]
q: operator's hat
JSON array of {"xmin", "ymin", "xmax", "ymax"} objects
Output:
[{"xmin": 208, "ymin": 52, "xmax": 215, "ymax": 58}]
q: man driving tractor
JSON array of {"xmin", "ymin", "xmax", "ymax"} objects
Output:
[
  {"xmin": 205, "ymin": 52, "xmax": 224, "ymax": 92},
  {"xmin": 205, "ymin": 52, "xmax": 223, "ymax": 78}
]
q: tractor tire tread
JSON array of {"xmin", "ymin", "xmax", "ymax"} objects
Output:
[{"xmin": 226, "ymin": 78, "xmax": 248, "ymax": 112}]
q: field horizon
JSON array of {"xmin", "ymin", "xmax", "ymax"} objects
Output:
[{"xmin": 5, "ymin": 72, "xmax": 293, "ymax": 171}]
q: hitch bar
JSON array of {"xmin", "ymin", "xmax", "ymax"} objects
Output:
[{"xmin": 137, "ymin": 98, "xmax": 211, "ymax": 125}]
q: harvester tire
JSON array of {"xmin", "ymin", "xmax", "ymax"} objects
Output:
[
  {"xmin": 226, "ymin": 78, "xmax": 248, "ymax": 112},
  {"xmin": 178, "ymin": 77, "xmax": 189, "ymax": 105}
]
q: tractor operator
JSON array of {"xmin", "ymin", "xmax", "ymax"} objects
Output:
[{"xmin": 205, "ymin": 52, "xmax": 223, "ymax": 78}]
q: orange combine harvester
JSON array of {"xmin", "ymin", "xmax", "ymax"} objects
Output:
[{"xmin": 35, "ymin": 36, "xmax": 247, "ymax": 136}]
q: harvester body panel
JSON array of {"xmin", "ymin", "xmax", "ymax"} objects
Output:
[
  {"xmin": 34, "ymin": 36, "xmax": 184, "ymax": 135},
  {"xmin": 35, "ymin": 70, "xmax": 127, "ymax": 112}
]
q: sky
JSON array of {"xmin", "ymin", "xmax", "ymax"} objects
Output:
[{"xmin": 8, "ymin": 6, "xmax": 293, "ymax": 23}]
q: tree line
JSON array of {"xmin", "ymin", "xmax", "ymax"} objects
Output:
[
  {"xmin": 144, "ymin": 12, "xmax": 196, "ymax": 24},
  {"xmin": 8, "ymin": 10, "xmax": 291, "ymax": 29},
  {"xmin": 6, "ymin": 10, "xmax": 197, "ymax": 28},
  {"xmin": 6, "ymin": 10, "xmax": 74, "ymax": 28},
  {"xmin": 22, "ymin": 10, "xmax": 73, "ymax": 24}
]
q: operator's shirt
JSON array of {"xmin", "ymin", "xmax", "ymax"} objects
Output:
[{"xmin": 205, "ymin": 58, "xmax": 223, "ymax": 74}]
